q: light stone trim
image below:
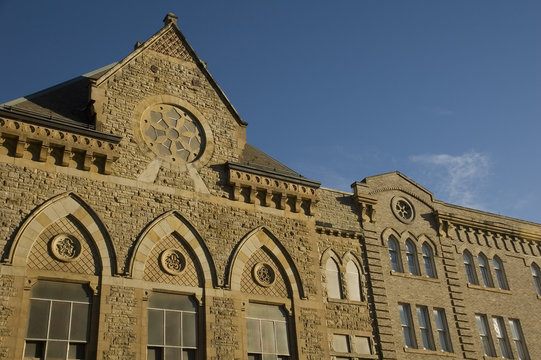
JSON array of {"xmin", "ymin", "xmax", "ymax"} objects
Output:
[
  {"xmin": 227, "ymin": 226, "xmax": 304, "ymax": 299},
  {"xmin": 129, "ymin": 211, "xmax": 214, "ymax": 286},
  {"xmin": 0, "ymin": 116, "xmax": 118, "ymax": 174},
  {"xmin": 8, "ymin": 192, "xmax": 114, "ymax": 275}
]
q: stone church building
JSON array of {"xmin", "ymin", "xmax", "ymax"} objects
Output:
[{"xmin": 0, "ymin": 13, "xmax": 540, "ymax": 360}]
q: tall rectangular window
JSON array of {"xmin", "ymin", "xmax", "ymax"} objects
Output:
[
  {"xmin": 398, "ymin": 303, "xmax": 416, "ymax": 348},
  {"xmin": 492, "ymin": 316, "xmax": 512, "ymax": 359},
  {"xmin": 147, "ymin": 292, "xmax": 198, "ymax": 360},
  {"xmin": 509, "ymin": 319, "xmax": 530, "ymax": 360},
  {"xmin": 433, "ymin": 308, "xmax": 452, "ymax": 352},
  {"xmin": 476, "ymin": 314, "xmax": 496, "ymax": 357},
  {"xmin": 246, "ymin": 303, "xmax": 290, "ymax": 360},
  {"xmin": 416, "ymin": 306, "xmax": 435, "ymax": 350},
  {"xmin": 24, "ymin": 281, "xmax": 91, "ymax": 360}
]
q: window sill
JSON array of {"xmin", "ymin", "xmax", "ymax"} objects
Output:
[
  {"xmin": 467, "ymin": 283, "xmax": 512, "ymax": 295},
  {"xmin": 327, "ymin": 298, "xmax": 366, "ymax": 305},
  {"xmin": 537, "ymin": 294, "xmax": 541, "ymax": 300},
  {"xmin": 331, "ymin": 352, "xmax": 378, "ymax": 359},
  {"xmin": 403, "ymin": 347, "xmax": 455, "ymax": 357},
  {"xmin": 390, "ymin": 271, "xmax": 439, "ymax": 283}
]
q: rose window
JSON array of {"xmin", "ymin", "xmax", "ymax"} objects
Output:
[
  {"xmin": 141, "ymin": 104, "xmax": 204, "ymax": 163},
  {"xmin": 391, "ymin": 196, "xmax": 415, "ymax": 224},
  {"xmin": 160, "ymin": 249, "xmax": 186, "ymax": 276},
  {"xmin": 50, "ymin": 234, "xmax": 82, "ymax": 262}
]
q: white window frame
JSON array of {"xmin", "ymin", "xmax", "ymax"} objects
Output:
[
  {"xmin": 416, "ymin": 306, "xmax": 435, "ymax": 350},
  {"xmin": 433, "ymin": 308, "xmax": 452, "ymax": 353}
]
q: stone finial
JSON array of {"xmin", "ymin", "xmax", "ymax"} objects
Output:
[{"xmin": 163, "ymin": 13, "xmax": 178, "ymax": 26}]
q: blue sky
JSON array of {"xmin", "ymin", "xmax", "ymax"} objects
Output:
[{"xmin": 0, "ymin": 1, "xmax": 539, "ymax": 223}]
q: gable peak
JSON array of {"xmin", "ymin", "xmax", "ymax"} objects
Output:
[{"xmin": 163, "ymin": 12, "xmax": 178, "ymax": 26}]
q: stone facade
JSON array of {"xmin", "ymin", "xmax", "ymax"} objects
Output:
[{"xmin": 0, "ymin": 13, "xmax": 539, "ymax": 360}]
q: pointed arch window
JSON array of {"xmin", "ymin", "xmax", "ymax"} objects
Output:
[
  {"xmin": 326, "ymin": 258, "xmax": 343, "ymax": 299},
  {"xmin": 388, "ymin": 237, "xmax": 403, "ymax": 272},
  {"xmin": 478, "ymin": 253, "xmax": 494, "ymax": 287},
  {"xmin": 346, "ymin": 261, "xmax": 363, "ymax": 302},
  {"xmin": 531, "ymin": 263, "xmax": 541, "ymax": 296},
  {"xmin": 405, "ymin": 240, "xmax": 420, "ymax": 276},
  {"xmin": 421, "ymin": 243, "xmax": 437, "ymax": 278},
  {"xmin": 463, "ymin": 250, "xmax": 478, "ymax": 285},
  {"xmin": 492, "ymin": 256, "xmax": 509, "ymax": 290}
]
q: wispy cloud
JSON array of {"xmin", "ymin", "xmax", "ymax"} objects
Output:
[{"xmin": 409, "ymin": 151, "xmax": 490, "ymax": 210}]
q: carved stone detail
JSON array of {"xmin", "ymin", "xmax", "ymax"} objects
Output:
[
  {"xmin": 49, "ymin": 234, "xmax": 82, "ymax": 262},
  {"xmin": 252, "ymin": 263, "xmax": 276, "ymax": 287},
  {"xmin": 159, "ymin": 249, "xmax": 186, "ymax": 276}
]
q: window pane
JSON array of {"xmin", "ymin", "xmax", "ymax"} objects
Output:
[
  {"xmin": 332, "ymin": 334, "xmax": 349, "ymax": 352},
  {"xmin": 149, "ymin": 292, "xmax": 197, "ymax": 312},
  {"xmin": 346, "ymin": 262, "xmax": 362, "ymax": 301},
  {"xmin": 246, "ymin": 303, "xmax": 285, "ymax": 320},
  {"xmin": 352, "ymin": 336, "xmax": 371, "ymax": 354},
  {"xmin": 24, "ymin": 341, "xmax": 44, "ymax": 359},
  {"xmin": 165, "ymin": 311, "xmax": 181, "ymax": 347},
  {"xmin": 68, "ymin": 343, "xmax": 85, "ymax": 360},
  {"xmin": 388, "ymin": 238, "xmax": 402, "ymax": 272},
  {"xmin": 182, "ymin": 312, "xmax": 197, "ymax": 348},
  {"xmin": 182, "ymin": 349, "xmax": 196, "ymax": 360},
  {"xmin": 148, "ymin": 309, "xmax": 164, "ymax": 345},
  {"xmin": 261, "ymin": 320, "xmax": 276, "ymax": 354},
  {"xmin": 275, "ymin": 322, "xmax": 289, "ymax": 355},
  {"xmin": 27, "ymin": 299, "xmax": 50, "ymax": 339},
  {"xmin": 46, "ymin": 340, "xmax": 68, "ymax": 360},
  {"xmin": 49, "ymin": 301, "xmax": 71, "ymax": 340},
  {"xmin": 247, "ymin": 319, "xmax": 261, "ymax": 353},
  {"xmin": 70, "ymin": 303, "xmax": 90, "ymax": 341},
  {"xmin": 326, "ymin": 258, "xmax": 342, "ymax": 299},
  {"xmin": 165, "ymin": 347, "xmax": 181, "ymax": 360},
  {"xmin": 147, "ymin": 347, "xmax": 161, "ymax": 360},
  {"xmin": 32, "ymin": 281, "xmax": 90, "ymax": 302}
]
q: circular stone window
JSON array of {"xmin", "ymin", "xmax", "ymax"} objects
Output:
[
  {"xmin": 160, "ymin": 249, "xmax": 186, "ymax": 276},
  {"xmin": 252, "ymin": 263, "xmax": 276, "ymax": 287},
  {"xmin": 49, "ymin": 234, "xmax": 82, "ymax": 262},
  {"xmin": 141, "ymin": 104, "xmax": 205, "ymax": 163},
  {"xmin": 391, "ymin": 196, "xmax": 415, "ymax": 224}
]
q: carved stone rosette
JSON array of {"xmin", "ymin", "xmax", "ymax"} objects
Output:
[
  {"xmin": 391, "ymin": 196, "xmax": 415, "ymax": 224},
  {"xmin": 49, "ymin": 234, "xmax": 82, "ymax": 262},
  {"xmin": 159, "ymin": 249, "xmax": 186, "ymax": 276},
  {"xmin": 252, "ymin": 263, "xmax": 276, "ymax": 287}
]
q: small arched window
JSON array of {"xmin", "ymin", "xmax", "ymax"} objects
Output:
[
  {"xmin": 421, "ymin": 243, "xmax": 437, "ymax": 278},
  {"xmin": 531, "ymin": 263, "xmax": 541, "ymax": 296},
  {"xmin": 388, "ymin": 237, "xmax": 403, "ymax": 272},
  {"xmin": 326, "ymin": 258, "xmax": 342, "ymax": 299},
  {"xmin": 492, "ymin": 256, "xmax": 509, "ymax": 290},
  {"xmin": 463, "ymin": 250, "xmax": 478, "ymax": 285},
  {"xmin": 346, "ymin": 261, "xmax": 363, "ymax": 302},
  {"xmin": 478, "ymin": 253, "xmax": 494, "ymax": 287},
  {"xmin": 405, "ymin": 240, "xmax": 420, "ymax": 276}
]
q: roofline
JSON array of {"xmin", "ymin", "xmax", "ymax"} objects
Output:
[
  {"xmin": 227, "ymin": 162, "xmax": 321, "ymax": 188},
  {"xmin": 93, "ymin": 17, "xmax": 247, "ymax": 127},
  {"xmin": 0, "ymin": 106, "xmax": 122, "ymax": 143}
]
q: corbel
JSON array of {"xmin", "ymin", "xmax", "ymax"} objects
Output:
[
  {"xmin": 294, "ymin": 197, "xmax": 302, "ymax": 213},
  {"xmin": 232, "ymin": 183, "xmax": 240, "ymax": 201},
  {"xmin": 249, "ymin": 187, "xmax": 257, "ymax": 204},
  {"xmin": 83, "ymin": 151, "xmax": 93, "ymax": 171},
  {"xmin": 265, "ymin": 190, "xmax": 273, "ymax": 207},
  {"xmin": 14, "ymin": 136, "xmax": 26, "ymax": 158}
]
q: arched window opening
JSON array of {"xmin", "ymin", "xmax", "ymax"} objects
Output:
[
  {"xmin": 463, "ymin": 251, "xmax": 478, "ymax": 285},
  {"xmin": 492, "ymin": 256, "xmax": 509, "ymax": 290},
  {"xmin": 405, "ymin": 240, "xmax": 420, "ymax": 276},
  {"xmin": 421, "ymin": 243, "xmax": 437, "ymax": 278},
  {"xmin": 388, "ymin": 237, "xmax": 403, "ymax": 272},
  {"xmin": 246, "ymin": 303, "xmax": 291, "ymax": 360},
  {"xmin": 531, "ymin": 263, "xmax": 541, "ymax": 296},
  {"xmin": 24, "ymin": 280, "xmax": 92, "ymax": 360},
  {"xmin": 325, "ymin": 258, "xmax": 343, "ymax": 299},
  {"xmin": 147, "ymin": 292, "xmax": 198, "ymax": 360},
  {"xmin": 478, "ymin": 253, "xmax": 494, "ymax": 287},
  {"xmin": 346, "ymin": 261, "xmax": 363, "ymax": 302}
]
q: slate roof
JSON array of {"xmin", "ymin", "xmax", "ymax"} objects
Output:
[
  {"xmin": 240, "ymin": 143, "xmax": 309, "ymax": 180},
  {"xmin": 1, "ymin": 63, "xmax": 116, "ymax": 128}
]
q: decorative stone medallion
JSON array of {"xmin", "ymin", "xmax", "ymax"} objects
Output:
[
  {"xmin": 49, "ymin": 234, "xmax": 82, "ymax": 262},
  {"xmin": 160, "ymin": 249, "xmax": 186, "ymax": 276},
  {"xmin": 391, "ymin": 196, "xmax": 415, "ymax": 224},
  {"xmin": 252, "ymin": 263, "xmax": 276, "ymax": 287},
  {"xmin": 141, "ymin": 104, "xmax": 205, "ymax": 163}
]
